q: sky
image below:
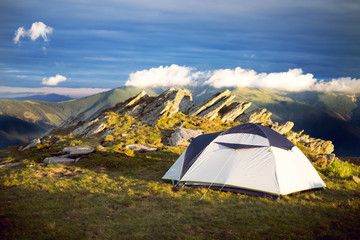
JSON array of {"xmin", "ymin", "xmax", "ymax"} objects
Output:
[{"xmin": 0, "ymin": 0, "xmax": 359, "ymax": 98}]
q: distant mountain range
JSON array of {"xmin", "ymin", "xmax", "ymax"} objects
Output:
[
  {"xmin": 10, "ymin": 93, "xmax": 73, "ymax": 102},
  {"xmin": 0, "ymin": 86, "xmax": 359, "ymax": 156}
]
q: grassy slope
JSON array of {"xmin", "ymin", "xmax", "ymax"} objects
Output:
[
  {"xmin": 0, "ymin": 87, "xmax": 162, "ymax": 127},
  {"xmin": 0, "ymin": 113, "xmax": 359, "ymax": 239}
]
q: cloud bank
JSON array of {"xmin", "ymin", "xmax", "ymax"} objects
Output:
[
  {"xmin": 42, "ymin": 74, "xmax": 67, "ymax": 86},
  {"xmin": 125, "ymin": 64, "xmax": 203, "ymax": 87},
  {"xmin": 125, "ymin": 65, "xmax": 360, "ymax": 93},
  {"xmin": 14, "ymin": 22, "xmax": 53, "ymax": 44}
]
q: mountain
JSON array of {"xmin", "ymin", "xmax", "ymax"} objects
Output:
[
  {"xmin": 11, "ymin": 93, "xmax": 73, "ymax": 102},
  {"xmin": 0, "ymin": 86, "xmax": 359, "ymax": 156}
]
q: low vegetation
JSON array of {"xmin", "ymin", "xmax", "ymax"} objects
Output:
[{"xmin": 1, "ymin": 113, "xmax": 359, "ymax": 239}]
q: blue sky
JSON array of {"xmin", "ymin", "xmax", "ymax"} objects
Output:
[{"xmin": 0, "ymin": 0, "xmax": 359, "ymax": 97}]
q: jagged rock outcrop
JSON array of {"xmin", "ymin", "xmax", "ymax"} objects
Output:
[
  {"xmin": 71, "ymin": 117, "xmax": 108, "ymax": 137},
  {"xmin": 56, "ymin": 114, "xmax": 86, "ymax": 130},
  {"xmin": 286, "ymin": 130, "xmax": 335, "ymax": 155},
  {"xmin": 220, "ymin": 101, "xmax": 252, "ymax": 123},
  {"xmin": 271, "ymin": 121, "xmax": 294, "ymax": 135},
  {"xmin": 235, "ymin": 108, "xmax": 273, "ymax": 125},
  {"xmin": 189, "ymin": 90, "xmax": 231, "ymax": 117},
  {"xmin": 115, "ymin": 90, "xmax": 150, "ymax": 114},
  {"xmin": 138, "ymin": 88, "xmax": 194, "ymax": 125},
  {"xmin": 168, "ymin": 128, "xmax": 203, "ymax": 146},
  {"xmin": 27, "ymin": 88, "xmax": 335, "ymax": 162},
  {"xmin": 305, "ymin": 140, "xmax": 334, "ymax": 155},
  {"xmin": 196, "ymin": 95, "xmax": 235, "ymax": 120}
]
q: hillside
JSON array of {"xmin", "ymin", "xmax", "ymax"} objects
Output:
[
  {"xmin": 1, "ymin": 88, "xmax": 359, "ymax": 239},
  {"xmin": 0, "ymin": 115, "xmax": 46, "ymax": 149},
  {"xmin": 1, "ymin": 86, "xmax": 359, "ymax": 156},
  {"xmin": 0, "ymin": 87, "xmax": 162, "ymax": 127},
  {"xmin": 10, "ymin": 94, "xmax": 73, "ymax": 102}
]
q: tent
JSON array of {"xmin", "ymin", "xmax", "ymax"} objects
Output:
[{"xmin": 162, "ymin": 123, "xmax": 326, "ymax": 198}]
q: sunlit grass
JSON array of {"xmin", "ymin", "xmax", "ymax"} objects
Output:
[{"xmin": 1, "ymin": 113, "xmax": 360, "ymax": 239}]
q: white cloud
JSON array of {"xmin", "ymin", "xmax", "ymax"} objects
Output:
[
  {"xmin": 13, "ymin": 22, "xmax": 53, "ymax": 44},
  {"xmin": 42, "ymin": 74, "xmax": 67, "ymax": 86},
  {"xmin": 204, "ymin": 67, "xmax": 317, "ymax": 91},
  {"xmin": 313, "ymin": 77, "xmax": 360, "ymax": 94},
  {"xmin": 125, "ymin": 65, "xmax": 360, "ymax": 93},
  {"xmin": 0, "ymin": 86, "xmax": 111, "ymax": 98},
  {"xmin": 125, "ymin": 64, "xmax": 199, "ymax": 87},
  {"xmin": 14, "ymin": 27, "xmax": 26, "ymax": 44}
]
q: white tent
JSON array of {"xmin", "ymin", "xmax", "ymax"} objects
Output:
[{"xmin": 163, "ymin": 123, "xmax": 326, "ymax": 197}]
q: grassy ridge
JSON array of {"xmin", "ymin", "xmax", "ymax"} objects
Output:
[
  {"xmin": 0, "ymin": 87, "xmax": 161, "ymax": 127},
  {"xmin": 1, "ymin": 112, "xmax": 360, "ymax": 239}
]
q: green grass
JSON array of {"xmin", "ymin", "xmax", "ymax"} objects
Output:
[
  {"xmin": 1, "ymin": 112, "xmax": 360, "ymax": 239},
  {"xmin": 1, "ymin": 146, "xmax": 360, "ymax": 239}
]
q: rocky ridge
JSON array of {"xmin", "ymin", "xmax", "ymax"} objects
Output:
[{"xmin": 20, "ymin": 88, "xmax": 335, "ymax": 165}]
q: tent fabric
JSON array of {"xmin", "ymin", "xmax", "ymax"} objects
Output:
[
  {"xmin": 162, "ymin": 123, "xmax": 326, "ymax": 197},
  {"xmin": 220, "ymin": 123, "xmax": 295, "ymax": 150}
]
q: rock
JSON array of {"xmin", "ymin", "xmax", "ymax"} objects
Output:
[
  {"xmin": 139, "ymin": 88, "xmax": 194, "ymax": 125},
  {"xmin": 189, "ymin": 90, "xmax": 231, "ymax": 116},
  {"xmin": 305, "ymin": 139, "xmax": 334, "ymax": 154},
  {"xmin": 0, "ymin": 162, "xmax": 20, "ymax": 168},
  {"xmin": 196, "ymin": 95, "xmax": 235, "ymax": 120},
  {"xmin": 115, "ymin": 90, "xmax": 150, "ymax": 113},
  {"xmin": 72, "ymin": 118, "xmax": 99, "ymax": 136},
  {"xmin": 62, "ymin": 146, "xmax": 94, "ymax": 155},
  {"xmin": 347, "ymin": 175, "xmax": 360, "ymax": 183},
  {"xmin": 168, "ymin": 128, "xmax": 203, "ymax": 146},
  {"xmin": 85, "ymin": 123, "xmax": 106, "ymax": 137},
  {"xmin": 324, "ymin": 153, "xmax": 336, "ymax": 162},
  {"xmin": 20, "ymin": 138, "xmax": 41, "ymax": 151},
  {"xmin": 271, "ymin": 121, "xmax": 294, "ymax": 135},
  {"xmin": 125, "ymin": 144, "xmax": 157, "ymax": 152},
  {"xmin": 235, "ymin": 108, "xmax": 273, "ymax": 125},
  {"xmin": 101, "ymin": 129, "xmax": 113, "ymax": 138},
  {"xmin": 220, "ymin": 101, "xmax": 252, "ymax": 123},
  {"xmin": 43, "ymin": 157, "xmax": 78, "ymax": 164},
  {"xmin": 56, "ymin": 114, "xmax": 86, "ymax": 130}
]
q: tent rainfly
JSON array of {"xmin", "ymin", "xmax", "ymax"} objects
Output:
[{"xmin": 162, "ymin": 123, "xmax": 326, "ymax": 198}]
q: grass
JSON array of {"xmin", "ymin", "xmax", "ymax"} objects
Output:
[
  {"xmin": 1, "ymin": 113, "xmax": 360, "ymax": 239},
  {"xmin": 1, "ymin": 147, "xmax": 360, "ymax": 239}
]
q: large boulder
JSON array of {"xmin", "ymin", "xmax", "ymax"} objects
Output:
[
  {"xmin": 62, "ymin": 146, "xmax": 94, "ymax": 155},
  {"xmin": 125, "ymin": 144, "xmax": 157, "ymax": 152},
  {"xmin": 168, "ymin": 128, "xmax": 203, "ymax": 146}
]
